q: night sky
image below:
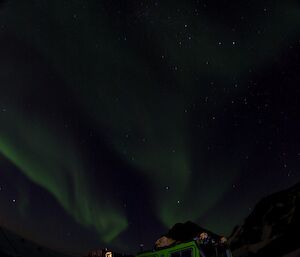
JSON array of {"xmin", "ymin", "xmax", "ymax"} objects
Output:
[{"xmin": 0, "ymin": 0, "xmax": 299, "ymax": 256}]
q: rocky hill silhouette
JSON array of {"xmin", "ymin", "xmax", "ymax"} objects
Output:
[{"xmin": 229, "ymin": 182, "xmax": 300, "ymax": 257}]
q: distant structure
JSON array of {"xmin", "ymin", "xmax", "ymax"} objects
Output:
[{"xmin": 85, "ymin": 248, "xmax": 134, "ymax": 257}]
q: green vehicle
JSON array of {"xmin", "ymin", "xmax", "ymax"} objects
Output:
[{"xmin": 137, "ymin": 239, "xmax": 233, "ymax": 257}]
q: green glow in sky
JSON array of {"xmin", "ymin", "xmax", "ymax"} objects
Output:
[{"xmin": 0, "ymin": 112, "xmax": 127, "ymax": 242}]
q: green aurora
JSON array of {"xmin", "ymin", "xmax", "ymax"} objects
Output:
[{"xmin": 0, "ymin": 111, "xmax": 127, "ymax": 242}]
